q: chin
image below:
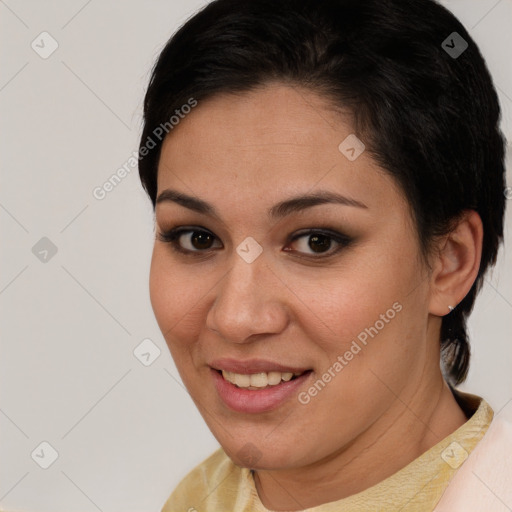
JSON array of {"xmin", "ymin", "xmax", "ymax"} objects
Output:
[{"xmin": 220, "ymin": 438, "xmax": 303, "ymax": 470}]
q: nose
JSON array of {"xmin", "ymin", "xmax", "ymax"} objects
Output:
[{"xmin": 205, "ymin": 250, "xmax": 289, "ymax": 344}]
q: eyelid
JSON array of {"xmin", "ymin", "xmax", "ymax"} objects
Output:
[
  {"xmin": 156, "ymin": 226, "xmax": 221, "ymax": 255},
  {"xmin": 157, "ymin": 225, "xmax": 353, "ymax": 259}
]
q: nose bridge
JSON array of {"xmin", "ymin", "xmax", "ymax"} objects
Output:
[
  {"xmin": 207, "ymin": 244, "xmax": 287, "ymax": 342},
  {"xmin": 223, "ymin": 234, "xmax": 269, "ymax": 299}
]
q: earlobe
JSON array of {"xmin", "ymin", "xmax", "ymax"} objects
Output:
[{"xmin": 428, "ymin": 210, "xmax": 483, "ymax": 317}]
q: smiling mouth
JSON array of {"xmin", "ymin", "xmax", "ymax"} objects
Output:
[{"xmin": 217, "ymin": 369, "xmax": 312, "ymax": 390}]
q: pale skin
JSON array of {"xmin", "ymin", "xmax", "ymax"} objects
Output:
[{"xmin": 149, "ymin": 83, "xmax": 483, "ymax": 510}]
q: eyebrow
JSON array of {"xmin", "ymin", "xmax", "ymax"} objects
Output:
[{"xmin": 155, "ymin": 188, "xmax": 368, "ymax": 221}]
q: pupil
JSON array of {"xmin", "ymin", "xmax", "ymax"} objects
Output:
[
  {"xmin": 192, "ymin": 232, "xmax": 212, "ymax": 249},
  {"xmin": 309, "ymin": 234, "xmax": 331, "ymax": 253},
  {"xmin": 189, "ymin": 232, "xmax": 332, "ymax": 252}
]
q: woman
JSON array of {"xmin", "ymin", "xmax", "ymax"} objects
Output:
[{"xmin": 138, "ymin": 0, "xmax": 511, "ymax": 510}]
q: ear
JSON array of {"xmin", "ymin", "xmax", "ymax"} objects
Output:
[{"xmin": 428, "ymin": 210, "xmax": 483, "ymax": 316}]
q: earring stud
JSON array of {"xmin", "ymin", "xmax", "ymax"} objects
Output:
[{"xmin": 448, "ymin": 305, "xmax": 454, "ymax": 312}]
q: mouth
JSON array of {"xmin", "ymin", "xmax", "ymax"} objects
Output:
[
  {"xmin": 216, "ymin": 369, "xmax": 310, "ymax": 390},
  {"xmin": 209, "ymin": 360, "xmax": 314, "ymax": 413}
]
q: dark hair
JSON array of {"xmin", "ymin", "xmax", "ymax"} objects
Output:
[{"xmin": 138, "ymin": 0, "xmax": 506, "ymax": 386}]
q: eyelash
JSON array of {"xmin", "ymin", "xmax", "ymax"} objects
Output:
[{"xmin": 156, "ymin": 226, "xmax": 353, "ymax": 259}]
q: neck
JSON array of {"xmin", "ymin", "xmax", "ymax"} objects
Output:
[{"xmin": 253, "ymin": 373, "xmax": 467, "ymax": 511}]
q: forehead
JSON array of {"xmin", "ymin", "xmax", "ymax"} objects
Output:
[
  {"xmin": 156, "ymin": 83, "xmax": 406, "ymax": 219},
  {"xmin": 160, "ymin": 84, "xmax": 348, "ymax": 169}
]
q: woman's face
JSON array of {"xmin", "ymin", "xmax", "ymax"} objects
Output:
[{"xmin": 150, "ymin": 83, "xmax": 437, "ymax": 470}]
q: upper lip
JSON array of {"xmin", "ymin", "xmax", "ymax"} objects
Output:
[{"xmin": 210, "ymin": 358, "xmax": 311, "ymax": 374}]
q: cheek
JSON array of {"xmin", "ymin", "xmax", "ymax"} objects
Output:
[
  {"xmin": 149, "ymin": 247, "xmax": 205, "ymax": 353},
  {"xmin": 307, "ymin": 240, "xmax": 425, "ymax": 379},
  {"xmin": 304, "ymin": 255, "xmax": 410, "ymax": 346}
]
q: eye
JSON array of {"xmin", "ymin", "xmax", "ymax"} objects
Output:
[
  {"xmin": 286, "ymin": 229, "xmax": 352, "ymax": 257},
  {"xmin": 156, "ymin": 226, "xmax": 352, "ymax": 258},
  {"xmin": 156, "ymin": 227, "xmax": 221, "ymax": 255}
]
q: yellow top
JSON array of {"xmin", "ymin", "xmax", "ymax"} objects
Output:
[{"xmin": 161, "ymin": 391, "xmax": 493, "ymax": 512}]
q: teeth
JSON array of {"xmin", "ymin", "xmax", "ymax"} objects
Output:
[
  {"xmin": 267, "ymin": 371, "xmax": 282, "ymax": 386},
  {"xmin": 234, "ymin": 373, "xmax": 251, "ymax": 387},
  {"xmin": 250, "ymin": 373, "xmax": 268, "ymax": 387},
  {"xmin": 221, "ymin": 370, "xmax": 304, "ymax": 389}
]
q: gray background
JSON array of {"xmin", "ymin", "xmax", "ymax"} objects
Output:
[{"xmin": 1, "ymin": 1, "xmax": 511, "ymax": 511}]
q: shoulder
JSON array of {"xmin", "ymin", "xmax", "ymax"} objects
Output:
[
  {"xmin": 434, "ymin": 402, "xmax": 512, "ymax": 511},
  {"xmin": 160, "ymin": 447, "xmax": 248, "ymax": 512}
]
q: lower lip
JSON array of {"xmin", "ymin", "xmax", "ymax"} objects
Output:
[{"xmin": 211, "ymin": 368, "xmax": 313, "ymax": 414}]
